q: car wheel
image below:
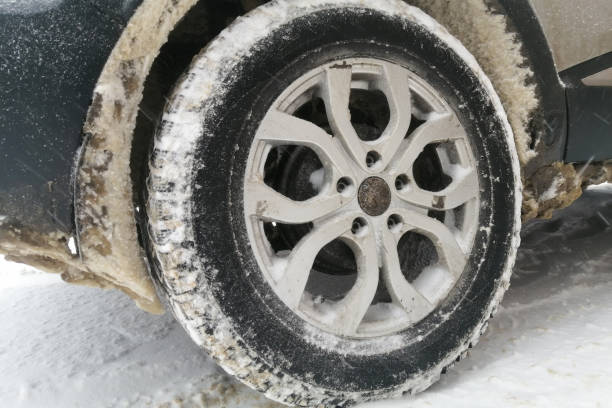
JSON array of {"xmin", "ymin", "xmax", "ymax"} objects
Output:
[{"xmin": 146, "ymin": 1, "xmax": 521, "ymax": 406}]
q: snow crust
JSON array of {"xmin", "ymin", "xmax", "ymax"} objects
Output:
[
  {"xmin": 0, "ymin": 255, "xmax": 61, "ymax": 289},
  {"xmin": 2, "ymin": 187, "xmax": 611, "ymax": 407},
  {"xmin": 539, "ymin": 175, "xmax": 564, "ymax": 202},
  {"xmin": 587, "ymin": 182, "xmax": 612, "ymax": 192},
  {"xmin": 308, "ymin": 167, "xmax": 326, "ymax": 192},
  {"xmin": 0, "ymin": 258, "xmax": 271, "ymax": 408}
]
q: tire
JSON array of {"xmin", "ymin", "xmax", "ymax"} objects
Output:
[{"xmin": 146, "ymin": 1, "xmax": 522, "ymax": 406}]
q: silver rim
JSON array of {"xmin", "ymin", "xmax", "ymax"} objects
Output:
[{"xmin": 244, "ymin": 58, "xmax": 480, "ymax": 338}]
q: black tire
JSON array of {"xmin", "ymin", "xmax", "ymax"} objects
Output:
[{"xmin": 146, "ymin": 1, "xmax": 521, "ymax": 406}]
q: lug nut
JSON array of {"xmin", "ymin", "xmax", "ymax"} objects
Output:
[
  {"xmin": 366, "ymin": 151, "xmax": 381, "ymax": 168},
  {"xmin": 336, "ymin": 177, "xmax": 352, "ymax": 194},
  {"xmin": 387, "ymin": 214, "xmax": 403, "ymax": 231},
  {"xmin": 395, "ymin": 174, "xmax": 409, "ymax": 191},
  {"xmin": 351, "ymin": 217, "xmax": 367, "ymax": 235}
]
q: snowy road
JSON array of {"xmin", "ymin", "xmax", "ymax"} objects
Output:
[{"xmin": 2, "ymin": 184, "xmax": 611, "ymax": 408}]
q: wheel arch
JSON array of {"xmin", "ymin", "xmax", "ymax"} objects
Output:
[
  {"xmin": 75, "ymin": 0, "xmax": 199, "ymax": 313},
  {"xmin": 74, "ymin": 0, "xmax": 253, "ymax": 313},
  {"xmin": 75, "ymin": 0, "xmax": 554, "ymax": 312}
]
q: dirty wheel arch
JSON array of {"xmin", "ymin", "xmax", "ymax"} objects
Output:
[
  {"xmin": 75, "ymin": 0, "xmax": 200, "ymax": 313},
  {"xmin": 75, "ymin": 0, "xmax": 550, "ymax": 314}
]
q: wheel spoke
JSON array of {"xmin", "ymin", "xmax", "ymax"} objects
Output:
[
  {"xmin": 275, "ymin": 214, "xmax": 356, "ymax": 309},
  {"xmin": 375, "ymin": 63, "xmax": 413, "ymax": 170},
  {"xmin": 394, "ymin": 208, "xmax": 467, "ymax": 278},
  {"xmin": 381, "ymin": 229, "xmax": 433, "ymax": 322},
  {"xmin": 256, "ymin": 110, "xmax": 354, "ymax": 177},
  {"xmin": 392, "ymin": 112, "xmax": 465, "ymax": 173},
  {"xmin": 244, "ymin": 182, "xmax": 348, "ymax": 224},
  {"xmin": 398, "ymin": 168, "xmax": 479, "ymax": 210},
  {"xmin": 322, "ymin": 65, "xmax": 369, "ymax": 169},
  {"xmin": 326, "ymin": 230, "xmax": 379, "ymax": 336}
]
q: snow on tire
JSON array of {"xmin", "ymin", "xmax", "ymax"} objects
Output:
[{"xmin": 146, "ymin": 0, "xmax": 522, "ymax": 406}]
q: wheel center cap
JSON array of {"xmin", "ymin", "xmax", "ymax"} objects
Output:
[{"xmin": 358, "ymin": 177, "xmax": 391, "ymax": 216}]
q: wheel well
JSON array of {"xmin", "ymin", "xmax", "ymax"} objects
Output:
[{"xmin": 101, "ymin": 0, "xmax": 557, "ymax": 312}]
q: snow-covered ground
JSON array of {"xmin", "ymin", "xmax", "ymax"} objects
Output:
[{"xmin": 1, "ymin": 184, "xmax": 611, "ymax": 408}]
